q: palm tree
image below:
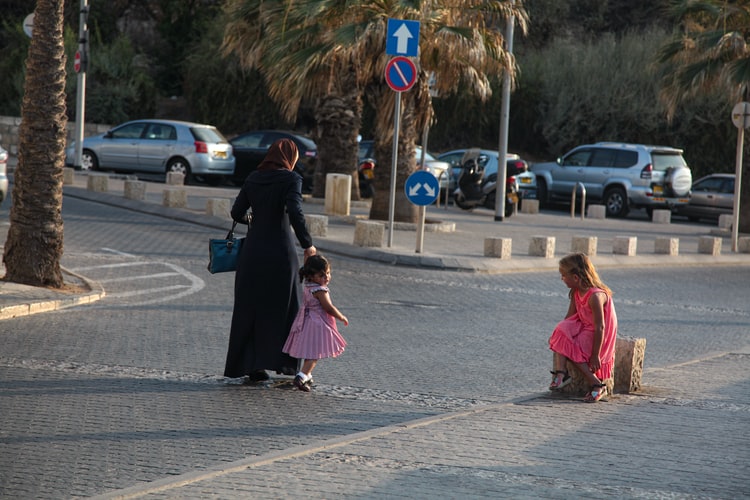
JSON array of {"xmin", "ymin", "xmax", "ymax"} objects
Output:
[
  {"xmin": 656, "ymin": 0, "xmax": 750, "ymax": 233},
  {"xmin": 222, "ymin": 0, "xmax": 528, "ymax": 222},
  {"xmin": 2, "ymin": 0, "xmax": 68, "ymax": 287}
]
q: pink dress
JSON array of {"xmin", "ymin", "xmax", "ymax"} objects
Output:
[
  {"xmin": 283, "ymin": 282, "xmax": 346, "ymax": 360},
  {"xmin": 548, "ymin": 287, "xmax": 617, "ymax": 380}
]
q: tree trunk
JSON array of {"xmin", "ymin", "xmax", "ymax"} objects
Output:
[{"xmin": 2, "ymin": 0, "xmax": 67, "ymax": 288}]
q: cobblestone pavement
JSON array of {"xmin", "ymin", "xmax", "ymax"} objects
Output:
[{"xmin": 1, "ymin": 173, "xmax": 749, "ymax": 499}]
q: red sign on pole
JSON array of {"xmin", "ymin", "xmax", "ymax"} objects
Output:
[
  {"xmin": 74, "ymin": 51, "xmax": 81, "ymax": 73},
  {"xmin": 385, "ymin": 56, "xmax": 417, "ymax": 92}
]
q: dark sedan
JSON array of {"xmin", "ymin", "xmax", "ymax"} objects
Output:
[
  {"xmin": 674, "ymin": 173, "xmax": 735, "ymax": 222},
  {"xmin": 229, "ymin": 130, "xmax": 317, "ymax": 191}
]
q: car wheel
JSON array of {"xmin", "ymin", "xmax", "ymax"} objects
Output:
[
  {"xmin": 81, "ymin": 149, "xmax": 99, "ymax": 171},
  {"xmin": 536, "ymin": 178, "xmax": 548, "ymax": 207},
  {"xmin": 166, "ymin": 157, "xmax": 192, "ymax": 184},
  {"xmin": 604, "ymin": 187, "xmax": 629, "ymax": 217}
]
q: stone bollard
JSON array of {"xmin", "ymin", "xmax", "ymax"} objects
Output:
[
  {"xmin": 718, "ymin": 214, "xmax": 733, "ymax": 230},
  {"xmin": 484, "ymin": 237, "xmax": 512, "ymax": 259},
  {"xmin": 614, "ymin": 336, "xmax": 646, "ymax": 393},
  {"xmin": 87, "ymin": 173, "xmax": 109, "ymax": 193},
  {"xmin": 205, "ymin": 198, "xmax": 231, "ymax": 218},
  {"xmin": 305, "ymin": 214, "xmax": 328, "ymax": 237},
  {"xmin": 556, "ymin": 358, "xmax": 614, "ymax": 397},
  {"xmin": 571, "ymin": 235, "xmax": 597, "ymax": 256},
  {"xmin": 529, "ymin": 236, "xmax": 555, "ymax": 258},
  {"xmin": 325, "ymin": 173, "xmax": 351, "ymax": 216},
  {"xmin": 651, "ymin": 209, "xmax": 671, "ymax": 224},
  {"xmin": 520, "ymin": 199, "xmax": 539, "ymax": 214},
  {"xmin": 613, "ymin": 236, "xmax": 637, "ymax": 256},
  {"xmin": 739, "ymin": 237, "xmax": 750, "ymax": 253},
  {"xmin": 698, "ymin": 236, "xmax": 721, "ymax": 255},
  {"xmin": 166, "ymin": 172, "xmax": 185, "ymax": 185},
  {"xmin": 63, "ymin": 167, "xmax": 75, "ymax": 185},
  {"xmin": 587, "ymin": 205, "xmax": 606, "ymax": 219},
  {"xmin": 654, "ymin": 237, "xmax": 679, "ymax": 256},
  {"xmin": 162, "ymin": 188, "xmax": 187, "ymax": 208},
  {"xmin": 353, "ymin": 220, "xmax": 385, "ymax": 247},
  {"xmin": 124, "ymin": 180, "xmax": 147, "ymax": 201}
]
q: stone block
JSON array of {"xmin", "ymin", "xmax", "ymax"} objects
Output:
[
  {"xmin": 520, "ymin": 199, "xmax": 539, "ymax": 214},
  {"xmin": 166, "ymin": 172, "xmax": 185, "ymax": 185},
  {"xmin": 614, "ymin": 336, "xmax": 646, "ymax": 393},
  {"xmin": 484, "ymin": 237, "xmax": 512, "ymax": 259},
  {"xmin": 556, "ymin": 359, "xmax": 613, "ymax": 397},
  {"xmin": 739, "ymin": 237, "xmax": 750, "ymax": 253},
  {"xmin": 718, "ymin": 214, "xmax": 733, "ymax": 230},
  {"xmin": 205, "ymin": 198, "xmax": 231, "ymax": 218},
  {"xmin": 613, "ymin": 236, "xmax": 637, "ymax": 256},
  {"xmin": 571, "ymin": 235, "xmax": 597, "ymax": 256},
  {"xmin": 587, "ymin": 205, "xmax": 606, "ymax": 219},
  {"xmin": 698, "ymin": 236, "xmax": 721, "ymax": 255},
  {"xmin": 87, "ymin": 173, "xmax": 109, "ymax": 193},
  {"xmin": 654, "ymin": 237, "xmax": 679, "ymax": 256},
  {"xmin": 124, "ymin": 180, "xmax": 147, "ymax": 201},
  {"xmin": 324, "ymin": 173, "xmax": 351, "ymax": 216},
  {"xmin": 651, "ymin": 209, "xmax": 671, "ymax": 224},
  {"xmin": 62, "ymin": 167, "xmax": 75, "ymax": 185},
  {"xmin": 353, "ymin": 220, "xmax": 384, "ymax": 247},
  {"xmin": 162, "ymin": 188, "xmax": 187, "ymax": 208},
  {"xmin": 528, "ymin": 236, "xmax": 555, "ymax": 258},
  {"xmin": 305, "ymin": 214, "xmax": 328, "ymax": 237}
]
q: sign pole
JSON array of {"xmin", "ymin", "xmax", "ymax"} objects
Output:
[
  {"xmin": 388, "ymin": 91, "xmax": 401, "ymax": 247},
  {"xmin": 74, "ymin": 0, "xmax": 89, "ymax": 169},
  {"xmin": 731, "ymin": 101, "xmax": 749, "ymax": 252}
]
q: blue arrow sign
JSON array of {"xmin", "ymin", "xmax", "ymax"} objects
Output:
[
  {"xmin": 405, "ymin": 170, "xmax": 439, "ymax": 206},
  {"xmin": 386, "ymin": 19, "xmax": 420, "ymax": 57}
]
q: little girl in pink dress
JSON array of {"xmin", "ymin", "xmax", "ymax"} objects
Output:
[
  {"xmin": 283, "ymin": 254, "xmax": 348, "ymax": 392},
  {"xmin": 548, "ymin": 253, "xmax": 617, "ymax": 402}
]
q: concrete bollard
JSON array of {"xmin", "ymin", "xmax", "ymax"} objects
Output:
[
  {"xmin": 63, "ymin": 167, "xmax": 75, "ymax": 185},
  {"xmin": 614, "ymin": 336, "xmax": 646, "ymax": 393},
  {"xmin": 324, "ymin": 173, "xmax": 351, "ymax": 216},
  {"xmin": 557, "ymin": 358, "xmax": 614, "ymax": 397},
  {"xmin": 520, "ymin": 199, "xmax": 539, "ymax": 214},
  {"xmin": 484, "ymin": 237, "xmax": 512, "ymax": 259},
  {"xmin": 587, "ymin": 205, "xmax": 606, "ymax": 219},
  {"xmin": 87, "ymin": 173, "xmax": 109, "ymax": 193},
  {"xmin": 166, "ymin": 172, "xmax": 185, "ymax": 185},
  {"xmin": 124, "ymin": 180, "xmax": 147, "ymax": 201},
  {"xmin": 205, "ymin": 198, "xmax": 231, "ymax": 218},
  {"xmin": 654, "ymin": 237, "xmax": 679, "ymax": 256},
  {"xmin": 698, "ymin": 236, "xmax": 721, "ymax": 255},
  {"xmin": 613, "ymin": 236, "xmax": 637, "ymax": 256},
  {"xmin": 162, "ymin": 188, "xmax": 187, "ymax": 208},
  {"xmin": 571, "ymin": 235, "xmax": 597, "ymax": 256},
  {"xmin": 305, "ymin": 214, "xmax": 328, "ymax": 237},
  {"xmin": 739, "ymin": 237, "xmax": 750, "ymax": 253},
  {"xmin": 651, "ymin": 209, "xmax": 671, "ymax": 224},
  {"xmin": 353, "ymin": 220, "xmax": 385, "ymax": 247},
  {"xmin": 529, "ymin": 236, "xmax": 555, "ymax": 258},
  {"xmin": 718, "ymin": 214, "xmax": 733, "ymax": 230}
]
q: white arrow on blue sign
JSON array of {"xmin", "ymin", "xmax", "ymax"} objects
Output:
[
  {"xmin": 405, "ymin": 170, "xmax": 439, "ymax": 206},
  {"xmin": 386, "ymin": 19, "xmax": 420, "ymax": 57}
]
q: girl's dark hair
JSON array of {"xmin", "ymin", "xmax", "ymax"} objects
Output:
[{"xmin": 298, "ymin": 254, "xmax": 330, "ymax": 282}]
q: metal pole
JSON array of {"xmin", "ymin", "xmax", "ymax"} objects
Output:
[
  {"xmin": 732, "ymin": 124, "xmax": 744, "ymax": 252},
  {"xmin": 416, "ymin": 124, "xmax": 428, "ymax": 253},
  {"xmin": 74, "ymin": 0, "xmax": 88, "ymax": 169},
  {"xmin": 494, "ymin": 0, "xmax": 515, "ymax": 222},
  {"xmin": 387, "ymin": 91, "xmax": 402, "ymax": 247}
]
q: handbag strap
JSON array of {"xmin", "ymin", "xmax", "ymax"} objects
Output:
[{"xmin": 225, "ymin": 220, "xmax": 239, "ymax": 240}]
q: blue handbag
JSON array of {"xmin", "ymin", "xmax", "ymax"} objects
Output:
[{"xmin": 207, "ymin": 221, "xmax": 245, "ymax": 274}]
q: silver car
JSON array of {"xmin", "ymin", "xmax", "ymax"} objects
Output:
[
  {"xmin": 65, "ymin": 119, "xmax": 235, "ymax": 185},
  {"xmin": 0, "ymin": 144, "xmax": 8, "ymax": 204},
  {"xmin": 674, "ymin": 173, "xmax": 735, "ymax": 222}
]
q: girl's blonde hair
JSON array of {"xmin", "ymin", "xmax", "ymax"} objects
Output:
[{"xmin": 559, "ymin": 253, "xmax": 612, "ymax": 297}]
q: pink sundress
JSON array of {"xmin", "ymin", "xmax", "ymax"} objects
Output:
[{"xmin": 283, "ymin": 282, "xmax": 346, "ymax": 360}]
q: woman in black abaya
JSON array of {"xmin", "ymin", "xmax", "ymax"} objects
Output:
[{"xmin": 224, "ymin": 138, "xmax": 316, "ymax": 381}]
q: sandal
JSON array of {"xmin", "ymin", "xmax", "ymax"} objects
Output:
[
  {"xmin": 548, "ymin": 370, "xmax": 571, "ymax": 391},
  {"xmin": 583, "ymin": 383, "xmax": 607, "ymax": 403}
]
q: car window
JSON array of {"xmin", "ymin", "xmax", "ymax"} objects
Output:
[
  {"xmin": 295, "ymin": 135, "xmax": 316, "ymax": 150},
  {"xmin": 693, "ymin": 177, "xmax": 726, "ymax": 192},
  {"xmin": 723, "ymin": 178, "xmax": 735, "ymax": 193},
  {"xmin": 232, "ymin": 133, "xmax": 263, "ymax": 148},
  {"xmin": 111, "ymin": 123, "xmax": 147, "ymax": 139},
  {"xmin": 358, "ymin": 142, "xmax": 374, "ymax": 160},
  {"xmin": 191, "ymin": 127, "xmax": 227, "ymax": 143},
  {"xmin": 146, "ymin": 124, "xmax": 176, "ymax": 140},
  {"xmin": 651, "ymin": 152, "xmax": 687, "ymax": 171},
  {"xmin": 613, "ymin": 151, "xmax": 638, "ymax": 168},
  {"xmin": 589, "ymin": 149, "xmax": 616, "ymax": 167},
  {"xmin": 439, "ymin": 152, "xmax": 465, "ymax": 167},
  {"xmin": 562, "ymin": 149, "xmax": 591, "ymax": 167}
]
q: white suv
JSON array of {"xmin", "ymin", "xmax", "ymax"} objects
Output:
[{"xmin": 531, "ymin": 142, "xmax": 692, "ymax": 217}]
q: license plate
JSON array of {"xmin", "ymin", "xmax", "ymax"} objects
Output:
[
  {"xmin": 215, "ymin": 151, "xmax": 227, "ymax": 159},
  {"xmin": 520, "ymin": 177, "xmax": 532, "ymax": 184},
  {"xmin": 652, "ymin": 185, "xmax": 663, "ymax": 194},
  {"xmin": 363, "ymin": 170, "xmax": 374, "ymax": 180},
  {"xmin": 508, "ymin": 193, "xmax": 519, "ymax": 203}
]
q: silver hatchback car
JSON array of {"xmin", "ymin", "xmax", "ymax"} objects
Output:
[{"xmin": 65, "ymin": 119, "xmax": 235, "ymax": 184}]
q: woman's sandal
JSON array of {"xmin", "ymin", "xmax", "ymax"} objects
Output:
[
  {"xmin": 583, "ymin": 383, "xmax": 607, "ymax": 403},
  {"xmin": 548, "ymin": 370, "xmax": 572, "ymax": 391}
]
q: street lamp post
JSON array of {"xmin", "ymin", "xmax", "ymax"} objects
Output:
[{"xmin": 73, "ymin": 0, "xmax": 89, "ymax": 170}]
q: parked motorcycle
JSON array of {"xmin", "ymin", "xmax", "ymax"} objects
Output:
[
  {"xmin": 453, "ymin": 149, "xmax": 520, "ymax": 216},
  {"xmin": 358, "ymin": 157, "xmax": 375, "ymax": 198}
]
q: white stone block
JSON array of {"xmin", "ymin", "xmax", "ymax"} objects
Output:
[
  {"xmin": 484, "ymin": 237, "xmax": 512, "ymax": 259},
  {"xmin": 162, "ymin": 188, "xmax": 187, "ymax": 208},
  {"xmin": 718, "ymin": 214, "xmax": 733, "ymax": 230},
  {"xmin": 205, "ymin": 198, "xmax": 231, "ymax": 218},
  {"xmin": 613, "ymin": 236, "xmax": 637, "ymax": 256},
  {"xmin": 353, "ymin": 220, "xmax": 384, "ymax": 247},
  {"xmin": 571, "ymin": 236, "xmax": 597, "ymax": 256},
  {"xmin": 587, "ymin": 205, "xmax": 606, "ymax": 219},
  {"xmin": 520, "ymin": 199, "xmax": 539, "ymax": 214},
  {"xmin": 166, "ymin": 172, "xmax": 185, "ymax": 185},
  {"xmin": 305, "ymin": 214, "xmax": 328, "ymax": 237},
  {"xmin": 651, "ymin": 209, "xmax": 671, "ymax": 224},
  {"xmin": 698, "ymin": 236, "xmax": 721, "ymax": 255},
  {"xmin": 654, "ymin": 237, "xmax": 679, "ymax": 256},
  {"xmin": 324, "ymin": 173, "xmax": 352, "ymax": 216},
  {"xmin": 528, "ymin": 235, "xmax": 555, "ymax": 258},
  {"xmin": 738, "ymin": 237, "xmax": 750, "ymax": 253},
  {"xmin": 124, "ymin": 180, "xmax": 147, "ymax": 201},
  {"xmin": 63, "ymin": 167, "xmax": 75, "ymax": 185},
  {"xmin": 87, "ymin": 173, "xmax": 109, "ymax": 193}
]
